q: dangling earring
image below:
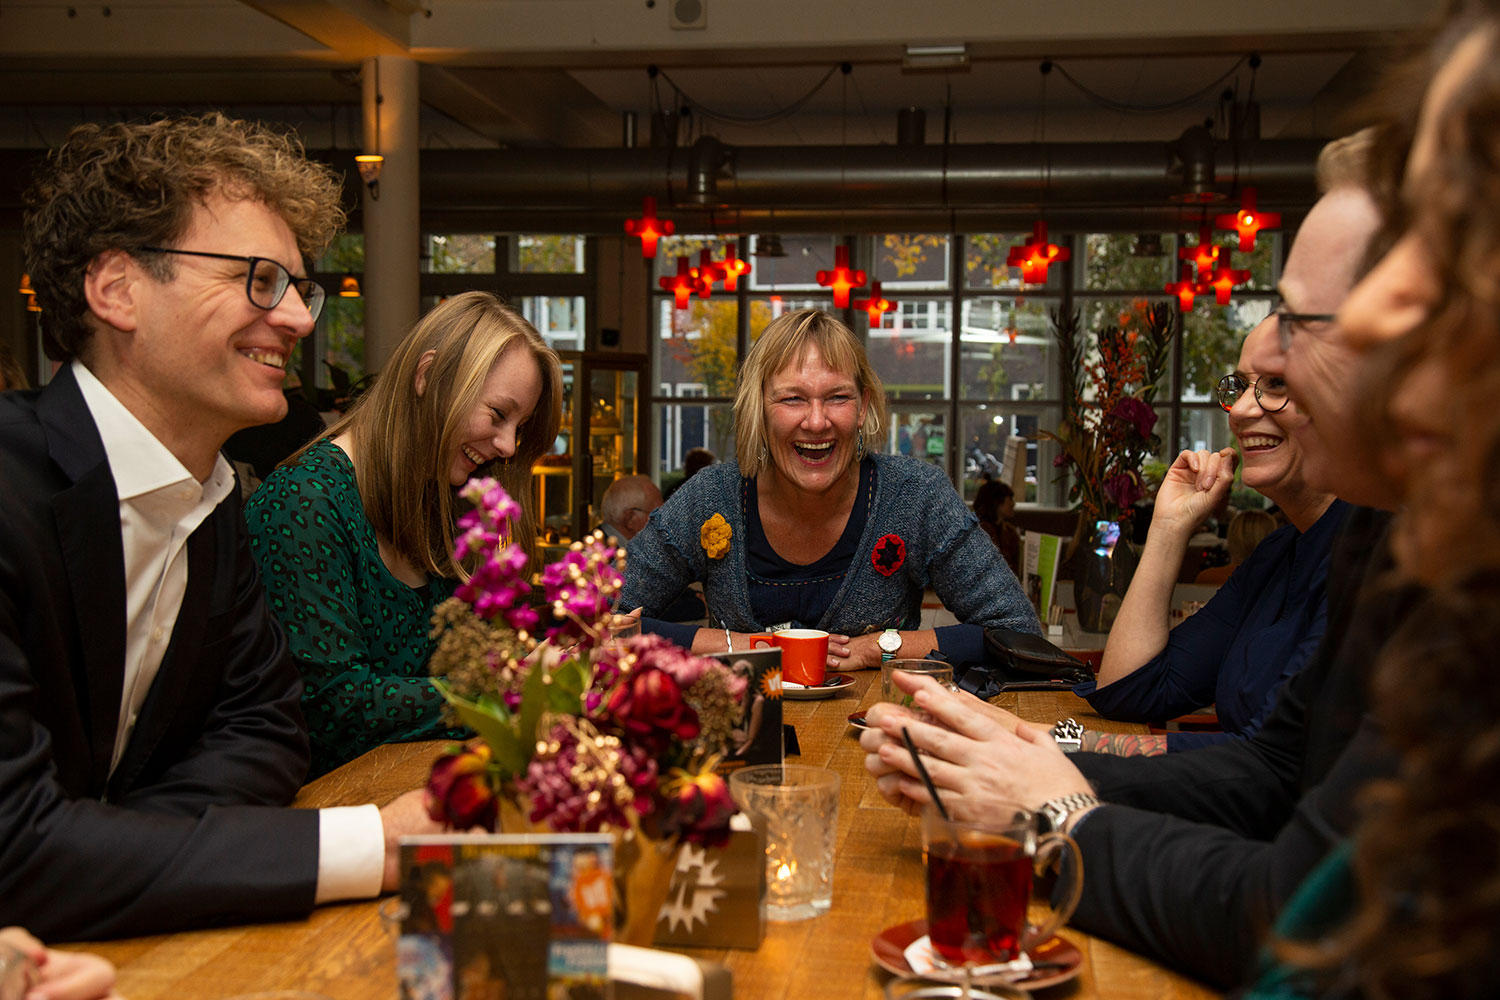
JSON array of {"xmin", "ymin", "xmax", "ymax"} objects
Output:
[
  {"xmin": 856, "ymin": 429, "xmax": 865, "ymax": 459},
  {"xmin": 758, "ymin": 444, "xmax": 769, "ymax": 469}
]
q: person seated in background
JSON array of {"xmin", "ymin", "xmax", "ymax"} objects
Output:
[
  {"xmin": 1072, "ymin": 321, "xmax": 1347, "ymax": 755},
  {"xmin": 223, "ymin": 382, "xmax": 327, "ymax": 485},
  {"xmin": 0, "ymin": 927, "xmax": 119, "ymax": 1000},
  {"xmin": 245, "ymin": 291, "xmax": 563, "ymax": 778},
  {"xmin": 622, "ymin": 309, "xmax": 1038, "ymax": 672},
  {"xmin": 972, "ymin": 479, "xmax": 1021, "ymax": 576},
  {"xmin": 662, "ymin": 445, "xmax": 716, "ymax": 501},
  {"xmin": 2, "ymin": 112, "xmax": 444, "ymax": 942},
  {"xmin": 1246, "ymin": 7, "xmax": 1500, "ymax": 995},
  {"xmin": 863, "ymin": 136, "xmax": 1417, "ymax": 988},
  {"xmin": 1194, "ymin": 508, "xmax": 1277, "ymax": 585},
  {"xmin": 598, "ymin": 474, "xmax": 663, "ymax": 544},
  {"xmin": 599, "ymin": 475, "xmax": 705, "ymax": 622}
]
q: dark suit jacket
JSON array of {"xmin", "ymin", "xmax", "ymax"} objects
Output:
[
  {"xmin": 0, "ymin": 367, "xmax": 320, "ymax": 941},
  {"xmin": 1067, "ymin": 506, "xmax": 1412, "ymax": 989}
]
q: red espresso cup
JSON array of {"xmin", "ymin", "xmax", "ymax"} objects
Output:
[
  {"xmin": 921, "ymin": 804, "xmax": 1082, "ymax": 967},
  {"xmin": 748, "ymin": 628, "xmax": 829, "ymax": 687}
]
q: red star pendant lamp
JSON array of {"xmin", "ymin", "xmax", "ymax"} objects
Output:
[
  {"xmin": 816, "ymin": 244, "xmax": 867, "ymax": 308},
  {"xmin": 1203, "ymin": 262, "xmax": 1250, "ymax": 305},
  {"xmin": 1179, "ymin": 226, "xmax": 1220, "ymax": 274},
  {"xmin": 1215, "ymin": 187, "xmax": 1281, "ymax": 253},
  {"xmin": 1164, "ymin": 262, "xmax": 1203, "ymax": 311},
  {"xmin": 852, "ymin": 280, "xmax": 894, "ymax": 328},
  {"xmin": 659, "ymin": 256, "xmax": 701, "ymax": 310},
  {"xmin": 690, "ymin": 248, "xmax": 721, "ymax": 299},
  {"xmin": 716, "ymin": 242, "xmax": 751, "ymax": 291},
  {"xmin": 1006, "ymin": 221, "xmax": 1069, "ymax": 284},
  {"xmin": 624, "ymin": 196, "xmax": 675, "ymax": 260}
]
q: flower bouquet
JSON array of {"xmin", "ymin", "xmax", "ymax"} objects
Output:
[
  {"xmin": 1043, "ymin": 302, "xmax": 1177, "ymax": 630},
  {"xmin": 1045, "ymin": 302, "xmax": 1176, "ymax": 526},
  {"xmin": 423, "ymin": 478, "xmax": 746, "ymax": 943}
]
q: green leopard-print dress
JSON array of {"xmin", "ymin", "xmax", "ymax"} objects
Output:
[{"xmin": 244, "ymin": 438, "xmax": 467, "ymax": 779}]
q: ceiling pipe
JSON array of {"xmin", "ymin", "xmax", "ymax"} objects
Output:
[
  {"xmin": 0, "ymin": 137, "xmax": 1325, "ymax": 234},
  {"xmin": 411, "ymin": 137, "xmax": 1322, "ymax": 212}
]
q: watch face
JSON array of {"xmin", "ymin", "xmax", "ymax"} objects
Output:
[{"xmin": 878, "ymin": 631, "xmax": 901, "ymax": 652}]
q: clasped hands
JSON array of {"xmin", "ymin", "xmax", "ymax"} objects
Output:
[{"xmin": 859, "ymin": 671, "xmax": 1094, "ymax": 821}]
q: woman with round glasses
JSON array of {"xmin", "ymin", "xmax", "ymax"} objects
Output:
[
  {"xmin": 1071, "ymin": 317, "xmax": 1346, "ymax": 754},
  {"xmin": 243, "ymin": 292, "xmax": 563, "ymax": 777}
]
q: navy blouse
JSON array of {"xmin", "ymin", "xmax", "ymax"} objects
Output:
[{"xmin": 1074, "ymin": 499, "xmax": 1351, "ymax": 751}]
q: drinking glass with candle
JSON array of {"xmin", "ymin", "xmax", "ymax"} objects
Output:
[
  {"xmin": 729, "ymin": 764, "xmax": 839, "ymax": 920},
  {"xmin": 921, "ymin": 804, "xmax": 1082, "ymax": 996}
]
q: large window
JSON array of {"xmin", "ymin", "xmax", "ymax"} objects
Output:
[{"xmin": 647, "ymin": 229, "xmax": 1283, "ymax": 508}]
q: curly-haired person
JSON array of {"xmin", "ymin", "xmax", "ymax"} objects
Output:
[{"xmin": 1, "ymin": 113, "xmax": 443, "ymax": 942}]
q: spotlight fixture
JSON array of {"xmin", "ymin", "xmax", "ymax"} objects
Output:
[
  {"xmin": 339, "ymin": 276, "xmax": 362, "ymax": 298},
  {"xmin": 355, "ymin": 154, "xmax": 384, "ymax": 199}
]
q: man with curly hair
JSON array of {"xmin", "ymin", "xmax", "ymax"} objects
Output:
[{"xmin": 0, "ymin": 113, "xmax": 440, "ymax": 941}]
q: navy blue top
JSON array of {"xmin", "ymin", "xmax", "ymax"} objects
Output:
[
  {"xmin": 1074, "ymin": 499, "xmax": 1350, "ymax": 751},
  {"xmin": 645, "ymin": 458, "xmax": 987, "ymax": 663}
]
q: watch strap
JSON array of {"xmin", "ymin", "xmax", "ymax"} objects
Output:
[
  {"xmin": 1049, "ymin": 717, "xmax": 1085, "ymax": 753},
  {"xmin": 1036, "ymin": 792, "xmax": 1101, "ymax": 835}
]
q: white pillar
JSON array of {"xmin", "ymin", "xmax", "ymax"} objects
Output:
[{"xmin": 361, "ymin": 54, "xmax": 420, "ymax": 374}]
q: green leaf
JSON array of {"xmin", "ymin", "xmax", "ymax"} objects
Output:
[
  {"xmin": 431, "ymin": 678, "xmax": 529, "ymax": 775},
  {"xmin": 517, "ymin": 665, "xmax": 549, "ymax": 761},
  {"xmin": 546, "ymin": 658, "xmax": 589, "ymax": 713}
]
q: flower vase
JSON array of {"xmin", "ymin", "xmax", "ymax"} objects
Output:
[
  {"xmin": 1071, "ymin": 521, "xmax": 1141, "ymax": 633},
  {"xmin": 497, "ymin": 798, "xmax": 678, "ymax": 946},
  {"xmin": 612, "ymin": 827, "xmax": 680, "ymax": 947}
]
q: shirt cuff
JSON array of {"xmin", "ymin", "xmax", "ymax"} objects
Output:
[
  {"xmin": 642, "ymin": 617, "xmax": 700, "ymax": 650},
  {"xmin": 315, "ymin": 804, "xmax": 386, "ymax": 903},
  {"xmin": 934, "ymin": 623, "xmax": 986, "ymax": 668}
]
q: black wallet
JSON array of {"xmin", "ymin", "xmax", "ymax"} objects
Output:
[
  {"xmin": 984, "ymin": 628, "xmax": 1092, "ymax": 680},
  {"xmin": 954, "ymin": 627, "xmax": 1093, "ymax": 695}
]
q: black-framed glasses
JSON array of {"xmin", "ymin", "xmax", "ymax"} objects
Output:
[
  {"xmin": 1216, "ymin": 372, "xmax": 1290, "ymax": 413},
  {"xmin": 1274, "ymin": 308, "xmax": 1336, "ymax": 351},
  {"xmin": 136, "ymin": 247, "xmax": 325, "ymax": 321}
]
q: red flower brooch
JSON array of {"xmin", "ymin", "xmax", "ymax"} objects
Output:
[{"xmin": 871, "ymin": 533, "xmax": 906, "ymax": 576}]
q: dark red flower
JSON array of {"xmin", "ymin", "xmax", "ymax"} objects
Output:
[
  {"xmin": 871, "ymin": 533, "xmax": 906, "ymax": 577},
  {"xmin": 661, "ymin": 770, "xmax": 738, "ymax": 847},
  {"xmin": 425, "ymin": 743, "xmax": 500, "ymax": 831},
  {"xmin": 1103, "ymin": 470, "xmax": 1145, "ymax": 509},
  {"xmin": 606, "ymin": 666, "xmax": 701, "ymax": 744},
  {"xmin": 1107, "ymin": 397, "xmax": 1158, "ymax": 439}
]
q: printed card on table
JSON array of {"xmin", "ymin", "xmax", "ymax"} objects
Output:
[
  {"xmin": 397, "ymin": 833, "xmax": 613, "ymax": 1000},
  {"xmin": 708, "ymin": 647, "xmax": 783, "ymax": 771}
]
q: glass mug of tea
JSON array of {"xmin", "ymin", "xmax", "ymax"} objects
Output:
[{"xmin": 920, "ymin": 804, "xmax": 1082, "ymax": 990}]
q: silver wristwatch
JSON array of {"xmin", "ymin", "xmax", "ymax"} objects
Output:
[
  {"xmin": 1035, "ymin": 792, "xmax": 1101, "ymax": 835},
  {"xmin": 1050, "ymin": 717, "xmax": 1084, "ymax": 753},
  {"xmin": 878, "ymin": 628, "xmax": 902, "ymax": 661}
]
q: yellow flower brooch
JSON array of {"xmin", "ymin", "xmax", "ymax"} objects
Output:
[{"xmin": 700, "ymin": 513, "xmax": 732, "ymax": 559}]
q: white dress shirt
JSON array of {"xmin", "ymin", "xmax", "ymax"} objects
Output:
[{"xmin": 73, "ymin": 360, "xmax": 385, "ymax": 903}]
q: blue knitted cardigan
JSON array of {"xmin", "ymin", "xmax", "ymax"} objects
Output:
[{"xmin": 621, "ymin": 454, "xmax": 1040, "ymax": 638}]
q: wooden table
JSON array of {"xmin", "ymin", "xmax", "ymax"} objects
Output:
[{"xmin": 69, "ymin": 675, "xmax": 1219, "ymax": 1000}]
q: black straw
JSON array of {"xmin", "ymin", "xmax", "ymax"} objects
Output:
[{"xmin": 902, "ymin": 726, "xmax": 949, "ymax": 821}]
